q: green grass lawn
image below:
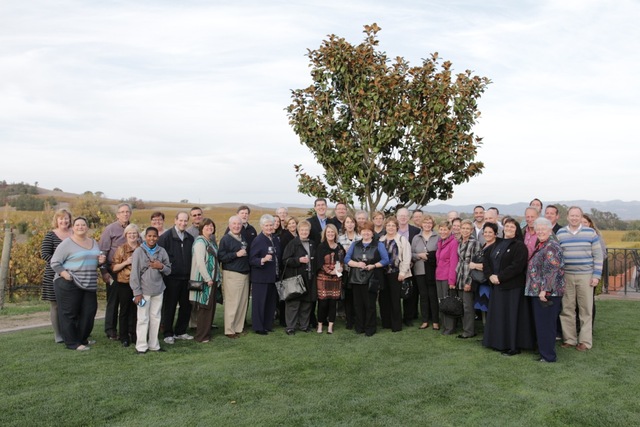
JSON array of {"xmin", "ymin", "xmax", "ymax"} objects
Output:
[{"xmin": 1, "ymin": 300, "xmax": 639, "ymax": 426}]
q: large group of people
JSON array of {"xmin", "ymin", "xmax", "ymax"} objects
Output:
[{"xmin": 40, "ymin": 198, "xmax": 605, "ymax": 362}]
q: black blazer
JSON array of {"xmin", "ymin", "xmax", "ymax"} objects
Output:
[
  {"xmin": 282, "ymin": 237, "xmax": 317, "ymax": 301},
  {"xmin": 483, "ymin": 238, "xmax": 528, "ymax": 291},
  {"xmin": 307, "ymin": 215, "xmax": 326, "ymax": 244}
]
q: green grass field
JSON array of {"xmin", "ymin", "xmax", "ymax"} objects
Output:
[{"xmin": 1, "ymin": 300, "xmax": 639, "ymax": 426}]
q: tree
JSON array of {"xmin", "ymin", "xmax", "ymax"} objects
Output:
[
  {"xmin": 589, "ymin": 208, "xmax": 627, "ymax": 231},
  {"xmin": 286, "ymin": 23, "xmax": 490, "ymax": 214},
  {"xmin": 71, "ymin": 193, "xmax": 114, "ymax": 227}
]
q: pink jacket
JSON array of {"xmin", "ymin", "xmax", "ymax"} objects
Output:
[{"xmin": 436, "ymin": 235, "xmax": 459, "ymax": 285}]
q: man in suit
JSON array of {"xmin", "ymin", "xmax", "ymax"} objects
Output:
[
  {"xmin": 307, "ymin": 198, "xmax": 328, "ymax": 244},
  {"xmin": 545, "ymin": 205, "xmax": 562, "ymax": 234}
]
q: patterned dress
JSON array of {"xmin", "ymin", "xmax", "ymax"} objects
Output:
[{"xmin": 40, "ymin": 231, "xmax": 63, "ymax": 301}]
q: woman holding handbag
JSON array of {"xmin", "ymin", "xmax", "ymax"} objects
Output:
[
  {"xmin": 281, "ymin": 220, "xmax": 316, "ymax": 335},
  {"xmin": 315, "ymin": 224, "xmax": 345, "ymax": 334},
  {"xmin": 435, "ymin": 221, "xmax": 459, "ymax": 335},
  {"xmin": 378, "ymin": 217, "xmax": 412, "ymax": 332},
  {"xmin": 189, "ymin": 218, "xmax": 222, "ymax": 343}
]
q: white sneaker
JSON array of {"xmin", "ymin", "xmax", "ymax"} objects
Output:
[
  {"xmin": 164, "ymin": 336, "xmax": 175, "ymax": 344},
  {"xmin": 175, "ymin": 333, "xmax": 194, "ymax": 340}
]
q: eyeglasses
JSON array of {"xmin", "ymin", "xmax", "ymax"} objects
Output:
[{"xmin": 192, "ymin": 213, "xmax": 202, "ymax": 217}]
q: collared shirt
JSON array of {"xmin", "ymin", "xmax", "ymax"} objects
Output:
[
  {"xmin": 523, "ymin": 226, "xmax": 537, "ymax": 259},
  {"xmin": 99, "ymin": 220, "xmax": 129, "ymax": 263},
  {"xmin": 176, "ymin": 228, "xmax": 185, "ymax": 241},
  {"xmin": 398, "ymin": 226, "xmax": 410, "ymax": 241},
  {"xmin": 319, "ymin": 216, "xmax": 327, "ymax": 230}
]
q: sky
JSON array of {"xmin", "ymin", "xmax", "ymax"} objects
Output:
[{"xmin": 1, "ymin": 0, "xmax": 638, "ymax": 209}]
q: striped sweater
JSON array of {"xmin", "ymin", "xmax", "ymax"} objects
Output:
[
  {"xmin": 50, "ymin": 238, "xmax": 101, "ymax": 291},
  {"xmin": 556, "ymin": 225, "xmax": 603, "ymax": 280}
]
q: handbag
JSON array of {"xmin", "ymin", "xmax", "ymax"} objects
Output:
[
  {"xmin": 275, "ymin": 259, "xmax": 307, "ymax": 301},
  {"xmin": 188, "ymin": 280, "xmax": 205, "ymax": 291},
  {"xmin": 470, "ymin": 250, "xmax": 485, "ymax": 283},
  {"xmin": 440, "ymin": 289, "xmax": 464, "ymax": 317},
  {"xmin": 400, "ymin": 278, "xmax": 413, "ymax": 300},
  {"xmin": 276, "ymin": 275, "xmax": 306, "ymax": 301}
]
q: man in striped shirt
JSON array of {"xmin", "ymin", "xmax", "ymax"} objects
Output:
[{"xmin": 557, "ymin": 206, "xmax": 604, "ymax": 351}]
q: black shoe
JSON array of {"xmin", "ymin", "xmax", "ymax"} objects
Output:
[
  {"xmin": 501, "ymin": 350, "xmax": 521, "ymax": 356},
  {"xmin": 346, "ymin": 324, "xmax": 353, "ymax": 330},
  {"xmin": 136, "ymin": 350, "xmax": 148, "ymax": 355},
  {"xmin": 151, "ymin": 347, "xmax": 166, "ymax": 352},
  {"xmin": 255, "ymin": 330, "xmax": 268, "ymax": 335},
  {"xmin": 457, "ymin": 334, "xmax": 477, "ymax": 339},
  {"xmin": 286, "ymin": 329, "xmax": 295, "ymax": 336},
  {"xmin": 122, "ymin": 340, "xmax": 130, "ymax": 347}
]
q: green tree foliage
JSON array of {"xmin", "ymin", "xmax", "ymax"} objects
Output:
[
  {"xmin": 71, "ymin": 192, "xmax": 114, "ymax": 227},
  {"xmin": 589, "ymin": 208, "xmax": 627, "ymax": 231},
  {"xmin": 121, "ymin": 197, "xmax": 146, "ymax": 209},
  {"xmin": 9, "ymin": 194, "xmax": 45, "ymax": 211},
  {"xmin": 286, "ymin": 23, "xmax": 490, "ymax": 213}
]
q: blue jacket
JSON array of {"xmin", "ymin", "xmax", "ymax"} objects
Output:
[{"xmin": 249, "ymin": 233, "xmax": 281, "ymax": 283}]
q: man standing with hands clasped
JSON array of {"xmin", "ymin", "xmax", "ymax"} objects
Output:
[{"xmin": 557, "ymin": 206, "xmax": 603, "ymax": 352}]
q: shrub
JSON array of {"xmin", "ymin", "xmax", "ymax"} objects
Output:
[{"xmin": 621, "ymin": 230, "xmax": 640, "ymax": 242}]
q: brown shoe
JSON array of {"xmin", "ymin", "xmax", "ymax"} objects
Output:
[
  {"xmin": 576, "ymin": 343, "xmax": 588, "ymax": 352},
  {"xmin": 561, "ymin": 343, "xmax": 575, "ymax": 349},
  {"xmin": 225, "ymin": 333, "xmax": 238, "ymax": 339}
]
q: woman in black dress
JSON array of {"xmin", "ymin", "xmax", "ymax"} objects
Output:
[
  {"xmin": 482, "ymin": 218, "xmax": 535, "ymax": 356},
  {"xmin": 40, "ymin": 208, "xmax": 73, "ymax": 343}
]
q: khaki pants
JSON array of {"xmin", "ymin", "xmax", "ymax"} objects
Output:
[
  {"xmin": 222, "ymin": 270, "xmax": 250, "ymax": 335},
  {"xmin": 560, "ymin": 274, "xmax": 594, "ymax": 348}
]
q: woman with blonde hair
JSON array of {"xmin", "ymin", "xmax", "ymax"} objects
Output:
[{"xmin": 40, "ymin": 208, "xmax": 73, "ymax": 343}]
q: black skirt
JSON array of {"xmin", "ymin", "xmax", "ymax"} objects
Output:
[{"xmin": 482, "ymin": 285, "xmax": 536, "ymax": 352}]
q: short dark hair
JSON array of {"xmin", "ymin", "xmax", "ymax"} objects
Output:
[
  {"xmin": 237, "ymin": 205, "xmax": 251, "ymax": 214},
  {"xmin": 503, "ymin": 217, "xmax": 524, "ymax": 240},
  {"xmin": 190, "ymin": 207, "xmax": 203, "ymax": 213},
  {"xmin": 412, "ymin": 209, "xmax": 423, "ymax": 214},
  {"xmin": 145, "ymin": 226, "xmax": 159, "ymax": 235},
  {"xmin": 482, "ymin": 222, "xmax": 498, "ymax": 234},
  {"xmin": 150, "ymin": 211, "xmax": 165, "ymax": 220},
  {"xmin": 198, "ymin": 218, "xmax": 216, "ymax": 235},
  {"xmin": 314, "ymin": 198, "xmax": 327, "ymax": 207},
  {"xmin": 546, "ymin": 205, "xmax": 559, "ymax": 215},
  {"xmin": 488, "ymin": 207, "xmax": 499, "ymax": 214}
]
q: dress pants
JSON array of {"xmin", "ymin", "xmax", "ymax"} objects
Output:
[
  {"xmin": 54, "ymin": 277, "xmax": 97, "ymax": 350},
  {"xmin": 285, "ymin": 298, "xmax": 312, "ymax": 330},
  {"xmin": 116, "ymin": 281, "xmax": 136, "ymax": 342},
  {"xmin": 252, "ymin": 282, "xmax": 277, "ymax": 332},
  {"xmin": 162, "ymin": 277, "xmax": 191, "ymax": 338},
  {"xmin": 560, "ymin": 274, "xmax": 594, "ymax": 348},
  {"xmin": 222, "ymin": 270, "xmax": 250, "ymax": 335},
  {"xmin": 435, "ymin": 280, "xmax": 449, "ymax": 324},
  {"xmin": 415, "ymin": 274, "xmax": 439, "ymax": 323},
  {"xmin": 343, "ymin": 285, "xmax": 355, "ymax": 329},
  {"xmin": 194, "ymin": 290, "xmax": 216, "ymax": 342},
  {"xmin": 136, "ymin": 293, "xmax": 163, "ymax": 352},
  {"xmin": 531, "ymin": 296, "xmax": 562, "ymax": 362},
  {"xmin": 380, "ymin": 273, "xmax": 402, "ymax": 331},
  {"xmin": 352, "ymin": 283, "xmax": 377, "ymax": 336},
  {"xmin": 402, "ymin": 277, "xmax": 418, "ymax": 324},
  {"xmin": 104, "ymin": 277, "xmax": 119, "ymax": 337},
  {"xmin": 442, "ymin": 288, "xmax": 475, "ymax": 336}
]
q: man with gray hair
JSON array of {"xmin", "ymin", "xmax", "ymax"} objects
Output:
[
  {"xmin": 275, "ymin": 207, "xmax": 288, "ymax": 223},
  {"xmin": 218, "ymin": 215, "xmax": 251, "ymax": 338},
  {"xmin": 557, "ymin": 206, "xmax": 603, "ymax": 351},
  {"xmin": 99, "ymin": 202, "xmax": 132, "ymax": 340}
]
